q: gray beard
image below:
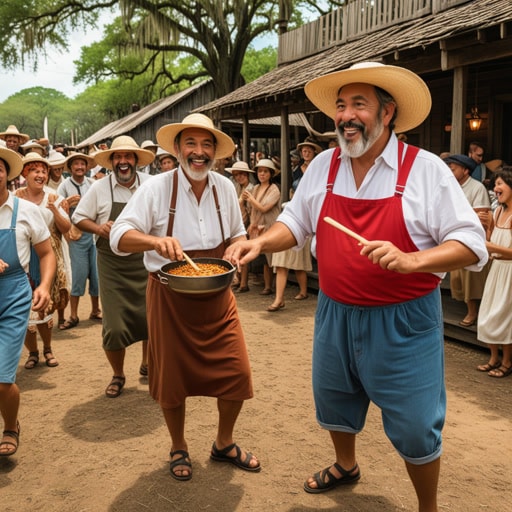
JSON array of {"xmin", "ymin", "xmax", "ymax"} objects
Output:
[
  {"xmin": 180, "ymin": 159, "xmax": 214, "ymax": 181},
  {"xmin": 337, "ymin": 118, "xmax": 384, "ymax": 158}
]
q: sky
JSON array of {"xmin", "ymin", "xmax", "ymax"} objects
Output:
[{"xmin": 0, "ymin": 28, "xmax": 105, "ymax": 103}]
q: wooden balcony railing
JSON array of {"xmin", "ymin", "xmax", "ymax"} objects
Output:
[{"xmin": 278, "ymin": 0, "xmax": 471, "ymax": 65}]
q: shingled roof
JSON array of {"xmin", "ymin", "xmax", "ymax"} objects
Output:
[{"xmin": 196, "ymin": 0, "xmax": 512, "ymax": 119}]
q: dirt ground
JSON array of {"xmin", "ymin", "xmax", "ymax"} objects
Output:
[{"xmin": 1, "ymin": 282, "xmax": 511, "ymax": 512}]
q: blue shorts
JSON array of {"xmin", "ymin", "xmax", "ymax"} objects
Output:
[
  {"xmin": 313, "ymin": 288, "xmax": 445, "ymax": 465},
  {"xmin": 68, "ymin": 234, "xmax": 99, "ymax": 297}
]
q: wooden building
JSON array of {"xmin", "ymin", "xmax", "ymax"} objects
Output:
[{"xmin": 197, "ymin": 0, "xmax": 512, "ymax": 198}]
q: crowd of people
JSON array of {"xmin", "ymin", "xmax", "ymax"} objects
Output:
[{"xmin": 0, "ymin": 61, "xmax": 511, "ymax": 512}]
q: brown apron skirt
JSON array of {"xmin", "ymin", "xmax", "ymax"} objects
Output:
[{"xmin": 147, "ymin": 273, "xmax": 253, "ymax": 409}]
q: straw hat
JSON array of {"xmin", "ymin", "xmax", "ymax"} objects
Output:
[
  {"xmin": 485, "ymin": 159, "xmax": 503, "ymax": 173},
  {"xmin": 65, "ymin": 152, "xmax": 96, "ymax": 172},
  {"xmin": 156, "ymin": 113, "xmax": 235, "ymax": 159},
  {"xmin": 21, "ymin": 139, "xmax": 46, "ymax": 155},
  {"xmin": 253, "ymin": 158, "xmax": 279, "ymax": 175},
  {"xmin": 22, "ymin": 152, "xmax": 49, "ymax": 170},
  {"xmin": 0, "ymin": 147, "xmax": 23, "ymax": 181},
  {"xmin": 225, "ymin": 161, "xmax": 255, "ymax": 173},
  {"xmin": 304, "ymin": 61, "xmax": 432, "ymax": 134},
  {"xmin": 93, "ymin": 136, "xmax": 155, "ymax": 170},
  {"xmin": 0, "ymin": 125, "xmax": 30, "ymax": 144},
  {"xmin": 47, "ymin": 151, "xmax": 67, "ymax": 167},
  {"xmin": 141, "ymin": 140, "xmax": 159, "ymax": 151},
  {"xmin": 156, "ymin": 146, "xmax": 172, "ymax": 159},
  {"xmin": 297, "ymin": 139, "xmax": 323, "ymax": 154}
]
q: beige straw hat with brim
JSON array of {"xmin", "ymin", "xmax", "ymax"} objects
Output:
[
  {"xmin": 93, "ymin": 136, "xmax": 155, "ymax": 170},
  {"xmin": 297, "ymin": 140, "xmax": 323, "ymax": 154},
  {"xmin": 65, "ymin": 152, "xmax": 96, "ymax": 172},
  {"xmin": 0, "ymin": 125, "xmax": 30, "ymax": 144},
  {"xmin": 485, "ymin": 159, "xmax": 503, "ymax": 173},
  {"xmin": 225, "ymin": 161, "xmax": 255, "ymax": 173},
  {"xmin": 156, "ymin": 113, "xmax": 235, "ymax": 160},
  {"xmin": 21, "ymin": 140, "xmax": 45, "ymax": 153},
  {"xmin": 141, "ymin": 140, "xmax": 159, "ymax": 151},
  {"xmin": 156, "ymin": 146, "xmax": 172, "ymax": 159},
  {"xmin": 22, "ymin": 152, "xmax": 49, "ymax": 168},
  {"xmin": 47, "ymin": 151, "xmax": 67, "ymax": 167},
  {"xmin": 304, "ymin": 62, "xmax": 432, "ymax": 134},
  {"xmin": 0, "ymin": 147, "xmax": 23, "ymax": 181},
  {"xmin": 253, "ymin": 158, "xmax": 279, "ymax": 175}
]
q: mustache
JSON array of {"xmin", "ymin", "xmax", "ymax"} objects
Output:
[{"xmin": 337, "ymin": 121, "xmax": 365, "ymax": 133}]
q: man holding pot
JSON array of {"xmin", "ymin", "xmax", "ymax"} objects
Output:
[{"xmin": 110, "ymin": 114, "xmax": 260, "ymax": 480}]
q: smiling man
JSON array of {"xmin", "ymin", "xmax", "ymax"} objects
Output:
[
  {"xmin": 224, "ymin": 62, "xmax": 488, "ymax": 511},
  {"xmin": 109, "ymin": 113, "xmax": 259, "ymax": 481},
  {"xmin": 73, "ymin": 136, "xmax": 154, "ymax": 397}
]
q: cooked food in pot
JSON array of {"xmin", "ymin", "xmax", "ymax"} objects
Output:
[{"xmin": 167, "ymin": 263, "xmax": 228, "ymax": 277}]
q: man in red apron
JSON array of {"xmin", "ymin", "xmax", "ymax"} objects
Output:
[
  {"xmin": 110, "ymin": 114, "xmax": 260, "ymax": 480},
  {"xmin": 225, "ymin": 62, "xmax": 488, "ymax": 511}
]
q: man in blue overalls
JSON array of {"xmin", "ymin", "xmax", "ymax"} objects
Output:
[{"xmin": 0, "ymin": 147, "xmax": 55, "ymax": 457}]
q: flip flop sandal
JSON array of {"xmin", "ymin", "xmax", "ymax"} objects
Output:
[
  {"xmin": 304, "ymin": 462, "xmax": 361, "ymax": 494},
  {"xmin": 43, "ymin": 348, "xmax": 59, "ymax": 367},
  {"xmin": 488, "ymin": 365, "xmax": 512, "ymax": 378},
  {"xmin": 59, "ymin": 317, "xmax": 79, "ymax": 330},
  {"xmin": 0, "ymin": 421, "xmax": 20, "ymax": 457},
  {"xmin": 139, "ymin": 364, "xmax": 148, "ymax": 376},
  {"xmin": 210, "ymin": 442, "xmax": 261, "ymax": 472},
  {"xmin": 89, "ymin": 312, "xmax": 103, "ymax": 321},
  {"xmin": 24, "ymin": 351, "xmax": 39, "ymax": 370},
  {"xmin": 169, "ymin": 450, "xmax": 192, "ymax": 481},
  {"xmin": 105, "ymin": 376, "xmax": 126, "ymax": 398},
  {"xmin": 476, "ymin": 361, "xmax": 501, "ymax": 372}
]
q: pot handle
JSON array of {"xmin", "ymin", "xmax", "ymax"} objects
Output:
[{"xmin": 158, "ymin": 273, "xmax": 169, "ymax": 285}]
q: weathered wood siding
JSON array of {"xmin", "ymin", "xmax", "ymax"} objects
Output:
[{"xmin": 278, "ymin": 0, "xmax": 471, "ymax": 64}]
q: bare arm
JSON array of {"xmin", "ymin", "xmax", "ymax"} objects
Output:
[
  {"xmin": 118, "ymin": 229, "xmax": 186, "ymax": 262},
  {"xmin": 76, "ymin": 218, "xmax": 113, "ymax": 239},
  {"xmin": 360, "ymin": 239, "xmax": 479, "ymax": 274},
  {"xmin": 224, "ymin": 221, "xmax": 297, "ymax": 266}
]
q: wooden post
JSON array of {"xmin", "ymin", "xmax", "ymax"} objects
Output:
[
  {"xmin": 280, "ymin": 107, "xmax": 290, "ymax": 204},
  {"xmin": 450, "ymin": 66, "xmax": 467, "ymax": 154}
]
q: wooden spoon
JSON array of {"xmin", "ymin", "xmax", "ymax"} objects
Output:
[
  {"xmin": 323, "ymin": 216, "xmax": 370, "ymax": 245},
  {"xmin": 182, "ymin": 251, "xmax": 202, "ymax": 272}
]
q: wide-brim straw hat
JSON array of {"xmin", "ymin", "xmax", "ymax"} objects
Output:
[
  {"xmin": 0, "ymin": 147, "xmax": 23, "ymax": 181},
  {"xmin": 21, "ymin": 139, "xmax": 46, "ymax": 154},
  {"xmin": 254, "ymin": 158, "xmax": 279, "ymax": 175},
  {"xmin": 225, "ymin": 161, "xmax": 255, "ymax": 173},
  {"xmin": 297, "ymin": 140, "xmax": 323, "ymax": 154},
  {"xmin": 0, "ymin": 125, "xmax": 30, "ymax": 144},
  {"xmin": 47, "ymin": 151, "xmax": 67, "ymax": 167},
  {"xmin": 22, "ymin": 151, "xmax": 49, "ymax": 170},
  {"xmin": 485, "ymin": 159, "xmax": 503, "ymax": 173},
  {"xmin": 304, "ymin": 61, "xmax": 432, "ymax": 134},
  {"xmin": 141, "ymin": 140, "xmax": 159, "ymax": 151},
  {"xmin": 93, "ymin": 135, "xmax": 155, "ymax": 170},
  {"xmin": 156, "ymin": 113, "xmax": 235, "ymax": 160},
  {"xmin": 65, "ymin": 152, "xmax": 96, "ymax": 172}
]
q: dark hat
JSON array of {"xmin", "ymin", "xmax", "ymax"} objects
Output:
[{"xmin": 443, "ymin": 154, "xmax": 477, "ymax": 174}]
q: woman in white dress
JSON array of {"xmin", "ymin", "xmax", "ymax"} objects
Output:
[
  {"xmin": 476, "ymin": 168, "xmax": 512, "ymax": 378},
  {"xmin": 15, "ymin": 153, "xmax": 71, "ymax": 369}
]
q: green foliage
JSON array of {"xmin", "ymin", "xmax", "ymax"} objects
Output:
[
  {"xmin": 0, "ymin": 1, "xmax": 329, "ymax": 141},
  {"xmin": 242, "ymin": 46, "xmax": 278, "ymax": 84},
  {"xmin": 0, "ymin": 88, "xmax": 74, "ymax": 143}
]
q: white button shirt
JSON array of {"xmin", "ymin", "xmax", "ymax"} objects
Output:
[
  {"xmin": 110, "ymin": 167, "xmax": 246, "ymax": 273},
  {"xmin": 279, "ymin": 134, "xmax": 488, "ymax": 275}
]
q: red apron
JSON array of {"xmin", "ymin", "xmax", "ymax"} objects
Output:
[{"xmin": 316, "ymin": 143, "xmax": 440, "ymax": 306}]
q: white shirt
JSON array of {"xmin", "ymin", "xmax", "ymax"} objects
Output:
[
  {"xmin": 461, "ymin": 176, "xmax": 491, "ymax": 210},
  {"xmin": 110, "ymin": 167, "xmax": 246, "ymax": 272},
  {"xmin": 0, "ymin": 192, "xmax": 50, "ymax": 271},
  {"xmin": 57, "ymin": 176, "xmax": 95, "ymax": 203},
  {"xmin": 279, "ymin": 134, "xmax": 488, "ymax": 274},
  {"xmin": 72, "ymin": 172, "xmax": 151, "ymax": 241}
]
